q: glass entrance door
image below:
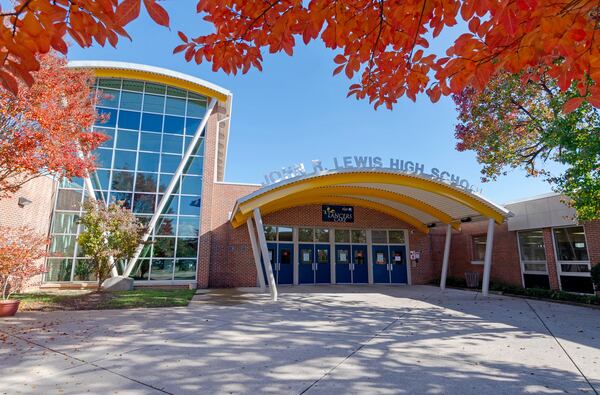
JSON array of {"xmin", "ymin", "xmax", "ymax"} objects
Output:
[
  {"xmin": 315, "ymin": 244, "xmax": 331, "ymax": 284},
  {"xmin": 372, "ymin": 245, "xmax": 389, "ymax": 283},
  {"xmin": 299, "ymin": 244, "xmax": 315, "ymax": 284},
  {"xmin": 335, "ymin": 244, "xmax": 352, "ymax": 283},
  {"xmin": 389, "ymin": 245, "xmax": 407, "ymax": 283},
  {"xmin": 277, "ymin": 243, "xmax": 294, "ymax": 285},
  {"xmin": 352, "ymin": 245, "xmax": 368, "ymax": 283}
]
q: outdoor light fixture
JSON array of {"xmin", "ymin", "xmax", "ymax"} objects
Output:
[
  {"xmin": 18, "ymin": 197, "xmax": 32, "ymax": 207},
  {"xmin": 460, "ymin": 217, "xmax": 472, "ymax": 223},
  {"xmin": 427, "ymin": 223, "xmax": 437, "ymax": 228}
]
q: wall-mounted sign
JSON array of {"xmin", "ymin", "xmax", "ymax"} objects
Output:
[
  {"xmin": 322, "ymin": 205, "xmax": 354, "ymax": 223},
  {"xmin": 261, "ymin": 156, "xmax": 483, "ymax": 194}
]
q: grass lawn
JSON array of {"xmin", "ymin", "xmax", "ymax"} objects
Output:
[{"xmin": 12, "ymin": 288, "xmax": 196, "ymax": 311}]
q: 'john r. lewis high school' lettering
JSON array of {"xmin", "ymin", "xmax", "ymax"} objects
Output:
[{"xmin": 261, "ymin": 156, "xmax": 483, "ymax": 194}]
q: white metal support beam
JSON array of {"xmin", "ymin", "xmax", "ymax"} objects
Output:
[
  {"xmin": 247, "ymin": 218, "xmax": 266, "ymax": 290},
  {"xmin": 439, "ymin": 224, "xmax": 452, "ymax": 290},
  {"xmin": 124, "ymin": 98, "xmax": 217, "ymax": 277},
  {"xmin": 482, "ymin": 218, "xmax": 495, "ymax": 296},
  {"xmin": 253, "ymin": 208, "xmax": 278, "ymax": 301}
]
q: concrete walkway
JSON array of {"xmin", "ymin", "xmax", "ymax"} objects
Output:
[{"xmin": 1, "ymin": 285, "xmax": 599, "ymax": 394}]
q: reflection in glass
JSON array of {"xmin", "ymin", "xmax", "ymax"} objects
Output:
[
  {"xmin": 388, "ymin": 230, "xmax": 405, "ymax": 244},
  {"xmin": 335, "ymin": 229, "xmax": 350, "ymax": 243},
  {"xmin": 156, "ymin": 216, "xmax": 177, "ymax": 236},
  {"xmin": 371, "ymin": 230, "xmax": 387, "ymax": 244},
  {"xmin": 278, "ymin": 227, "xmax": 293, "ymax": 242},
  {"xmin": 299, "ymin": 228, "xmax": 314, "ymax": 242},
  {"xmin": 315, "ymin": 228, "xmax": 329, "ymax": 242},
  {"xmin": 351, "ymin": 230, "xmax": 366, "ymax": 244},
  {"xmin": 45, "ymin": 259, "xmax": 73, "ymax": 281},
  {"xmin": 553, "ymin": 227, "xmax": 589, "ymax": 261},
  {"xmin": 56, "ymin": 189, "xmax": 83, "ymax": 211},
  {"xmin": 133, "ymin": 193, "xmax": 156, "ymax": 214},
  {"xmin": 111, "ymin": 171, "xmax": 134, "ymax": 191},
  {"xmin": 51, "ymin": 212, "xmax": 79, "ymax": 234},
  {"xmin": 178, "ymin": 217, "xmax": 199, "ymax": 237},
  {"xmin": 176, "ymin": 238, "xmax": 198, "ymax": 257},
  {"xmin": 135, "ymin": 172, "xmax": 158, "ymax": 192},
  {"xmin": 150, "ymin": 259, "xmax": 174, "ymax": 280},
  {"xmin": 174, "ymin": 259, "xmax": 196, "ymax": 280},
  {"xmin": 264, "ymin": 226, "xmax": 276, "ymax": 241}
]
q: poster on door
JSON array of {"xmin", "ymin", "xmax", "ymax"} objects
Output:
[{"xmin": 376, "ymin": 252, "xmax": 385, "ymax": 264}]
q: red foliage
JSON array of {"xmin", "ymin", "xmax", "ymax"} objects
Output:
[
  {"xmin": 0, "ymin": 226, "xmax": 47, "ymax": 300},
  {"xmin": 0, "ymin": 54, "xmax": 106, "ymax": 199}
]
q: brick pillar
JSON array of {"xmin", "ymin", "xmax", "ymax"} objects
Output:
[
  {"xmin": 543, "ymin": 228, "xmax": 560, "ymax": 290},
  {"xmin": 583, "ymin": 221, "xmax": 600, "ymax": 267}
]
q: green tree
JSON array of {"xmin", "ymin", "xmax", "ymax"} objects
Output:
[
  {"xmin": 78, "ymin": 200, "xmax": 147, "ymax": 291},
  {"xmin": 453, "ymin": 72, "xmax": 600, "ymax": 221}
]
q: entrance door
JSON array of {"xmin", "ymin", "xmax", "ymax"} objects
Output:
[
  {"xmin": 299, "ymin": 244, "xmax": 315, "ymax": 284},
  {"xmin": 335, "ymin": 244, "xmax": 352, "ymax": 283},
  {"xmin": 315, "ymin": 244, "xmax": 331, "ymax": 284},
  {"xmin": 278, "ymin": 243, "xmax": 294, "ymax": 285},
  {"xmin": 372, "ymin": 245, "xmax": 390, "ymax": 283},
  {"xmin": 352, "ymin": 245, "xmax": 368, "ymax": 283},
  {"xmin": 389, "ymin": 245, "xmax": 407, "ymax": 283}
]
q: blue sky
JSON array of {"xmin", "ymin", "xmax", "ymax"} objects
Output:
[{"xmin": 67, "ymin": 0, "xmax": 558, "ymax": 204}]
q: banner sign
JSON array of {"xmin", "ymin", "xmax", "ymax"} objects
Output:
[
  {"xmin": 261, "ymin": 156, "xmax": 483, "ymax": 194},
  {"xmin": 322, "ymin": 205, "xmax": 354, "ymax": 223}
]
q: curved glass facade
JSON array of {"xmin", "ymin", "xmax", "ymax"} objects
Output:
[{"xmin": 45, "ymin": 78, "xmax": 206, "ymax": 282}]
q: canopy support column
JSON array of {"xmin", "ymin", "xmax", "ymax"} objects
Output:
[
  {"xmin": 482, "ymin": 218, "xmax": 495, "ymax": 297},
  {"xmin": 253, "ymin": 208, "xmax": 278, "ymax": 301},
  {"xmin": 247, "ymin": 218, "xmax": 266, "ymax": 291},
  {"xmin": 439, "ymin": 224, "xmax": 452, "ymax": 291}
]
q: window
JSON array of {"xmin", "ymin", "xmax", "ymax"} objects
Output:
[
  {"xmin": 165, "ymin": 98, "xmax": 186, "ymax": 115},
  {"xmin": 139, "ymin": 132, "xmax": 161, "ymax": 152},
  {"xmin": 335, "ymin": 229, "xmax": 350, "ymax": 243},
  {"xmin": 117, "ymin": 110, "xmax": 141, "ymax": 130},
  {"xmin": 389, "ymin": 230, "xmax": 405, "ymax": 244},
  {"xmin": 143, "ymin": 94, "xmax": 165, "ymax": 113},
  {"xmin": 156, "ymin": 216, "xmax": 177, "ymax": 236},
  {"xmin": 315, "ymin": 228, "xmax": 329, "ymax": 243},
  {"xmin": 278, "ymin": 227, "xmax": 293, "ymax": 242},
  {"xmin": 351, "ymin": 230, "xmax": 366, "ymax": 244},
  {"xmin": 299, "ymin": 228, "xmax": 314, "ymax": 242},
  {"xmin": 553, "ymin": 227, "xmax": 589, "ymax": 262},
  {"xmin": 472, "ymin": 235, "xmax": 487, "ymax": 263},
  {"xmin": 264, "ymin": 226, "xmax": 276, "ymax": 241},
  {"xmin": 164, "ymin": 116, "xmax": 185, "ymax": 134},
  {"xmin": 372, "ymin": 230, "xmax": 387, "ymax": 244},
  {"xmin": 141, "ymin": 113, "xmax": 163, "ymax": 132},
  {"xmin": 111, "ymin": 171, "xmax": 134, "ymax": 191},
  {"xmin": 120, "ymin": 91, "xmax": 143, "ymax": 110},
  {"xmin": 113, "ymin": 150, "xmax": 136, "ymax": 170},
  {"xmin": 137, "ymin": 152, "xmax": 160, "ymax": 172},
  {"xmin": 518, "ymin": 230, "xmax": 547, "ymax": 273}
]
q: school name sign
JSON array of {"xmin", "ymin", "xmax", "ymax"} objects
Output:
[{"xmin": 261, "ymin": 156, "xmax": 483, "ymax": 194}]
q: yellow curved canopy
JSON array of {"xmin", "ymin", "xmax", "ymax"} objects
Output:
[{"xmin": 230, "ymin": 170, "xmax": 510, "ymax": 233}]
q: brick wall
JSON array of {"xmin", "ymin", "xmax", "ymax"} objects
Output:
[
  {"xmin": 0, "ymin": 176, "xmax": 57, "ymax": 288},
  {"xmin": 584, "ymin": 221, "xmax": 600, "ymax": 268}
]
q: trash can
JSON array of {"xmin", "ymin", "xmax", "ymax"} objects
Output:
[{"xmin": 465, "ymin": 272, "xmax": 480, "ymax": 288}]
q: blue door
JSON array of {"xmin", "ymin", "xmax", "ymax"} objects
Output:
[
  {"xmin": 266, "ymin": 242, "xmax": 277, "ymax": 284},
  {"xmin": 277, "ymin": 243, "xmax": 294, "ymax": 284},
  {"xmin": 299, "ymin": 244, "xmax": 315, "ymax": 284},
  {"xmin": 335, "ymin": 244, "xmax": 352, "ymax": 283},
  {"xmin": 389, "ymin": 245, "xmax": 408, "ymax": 284},
  {"xmin": 372, "ymin": 245, "xmax": 390, "ymax": 283},
  {"xmin": 315, "ymin": 244, "xmax": 331, "ymax": 284},
  {"xmin": 352, "ymin": 245, "xmax": 368, "ymax": 283}
]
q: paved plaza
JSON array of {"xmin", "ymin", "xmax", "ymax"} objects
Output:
[{"xmin": 1, "ymin": 285, "xmax": 599, "ymax": 394}]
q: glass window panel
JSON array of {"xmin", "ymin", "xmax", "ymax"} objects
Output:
[
  {"xmin": 300, "ymin": 248, "xmax": 313, "ymax": 264},
  {"xmin": 60, "ymin": 177, "xmax": 84, "ymax": 189},
  {"xmin": 159, "ymin": 194, "xmax": 179, "ymax": 215},
  {"xmin": 174, "ymin": 259, "xmax": 196, "ymax": 280},
  {"xmin": 315, "ymin": 228, "xmax": 330, "ymax": 243},
  {"xmin": 317, "ymin": 248, "xmax": 329, "ymax": 263},
  {"xmin": 92, "ymin": 170, "xmax": 110, "ymax": 191},
  {"xmin": 110, "ymin": 192, "xmax": 132, "ymax": 209},
  {"xmin": 178, "ymin": 217, "xmax": 199, "ymax": 237},
  {"xmin": 337, "ymin": 249, "xmax": 349, "ymax": 263},
  {"xmin": 49, "ymin": 235, "xmax": 76, "ymax": 257},
  {"xmin": 181, "ymin": 175, "xmax": 201, "ymax": 195},
  {"xmin": 117, "ymin": 110, "xmax": 141, "ymax": 130},
  {"xmin": 187, "ymin": 100, "xmax": 206, "ymax": 117},
  {"xmin": 141, "ymin": 113, "xmax": 163, "ymax": 132},
  {"xmin": 111, "ymin": 171, "xmax": 134, "ymax": 191},
  {"xmin": 96, "ymin": 107, "xmax": 117, "ymax": 127},
  {"xmin": 560, "ymin": 264, "xmax": 590, "ymax": 273},
  {"xmin": 354, "ymin": 249, "xmax": 366, "ymax": 264},
  {"xmin": 183, "ymin": 155, "xmax": 203, "ymax": 175},
  {"xmin": 113, "ymin": 150, "xmax": 136, "ymax": 170},
  {"xmin": 136, "ymin": 215, "xmax": 152, "ymax": 228},
  {"xmin": 518, "ymin": 230, "xmax": 546, "ymax": 262},
  {"xmin": 120, "ymin": 91, "xmax": 143, "ymax": 110},
  {"xmin": 95, "ymin": 148, "xmax": 113, "ymax": 169},
  {"xmin": 56, "ymin": 189, "xmax": 83, "ymax": 211},
  {"xmin": 129, "ymin": 259, "xmax": 150, "ymax": 280},
  {"xmin": 176, "ymin": 238, "xmax": 198, "ymax": 257},
  {"xmin": 122, "ymin": 79, "xmax": 144, "ymax": 92},
  {"xmin": 138, "ymin": 243, "xmax": 152, "ymax": 259},
  {"xmin": 473, "ymin": 235, "xmax": 487, "ymax": 261},
  {"xmin": 162, "ymin": 134, "xmax": 183, "ymax": 154},
  {"xmin": 133, "ymin": 193, "xmax": 156, "ymax": 214},
  {"xmin": 45, "ymin": 258, "xmax": 73, "ymax": 281},
  {"xmin": 299, "ymin": 228, "xmax": 314, "ymax": 242},
  {"xmin": 139, "ymin": 132, "xmax": 161, "ymax": 152},
  {"xmin": 335, "ymin": 229, "xmax": 350, "ymax": 243},
  {"xmin": 351, "ymin": 230, "xmax": 366, "ymax": 244},
  {"xmin": 278, "ymin": 227, "xmax": 293, "ymax": 242},
  {"xmin": 185, "ymin": 117, "xmax": 201, "ymax": 134},
  {"xmin": 98, "ymin": 78, "xmax": 121, "ymax": 89},
  {"xmin": 137, "ymin": 152, "xmax": 159, "ymax": 172},
  {"xmin": 135, "ymin": 172, "xmax": 158, "ymax": 192},
  {"xmin": 143, "ymin": 94, "xmax": 165, "ymax": 113},
  {"xmin": 154, "ymin": 237, "xmax": 175, "ymax": 257},
  {"xmin": 98, "ymin": 88, "xmax": 120, "ymax": 108},
  {"xmin": 116, "ymin": 130, "xmax": 139, "ymax": 150},
  {"xmin": 264, "ymin": 226, "xmax": 276, "ymax": 241},
  {"xmin": 389, "ymin": 230, "xmax": 405, "ymax": 244},
  {"xmin": 192, "ymin": 138, "xmax": 205, "ymax": 155},
  {"xmin": 96, "ymin": 128, "xmax": 115, "ymax": 148},
  {"xmin": 161, "ymin": 154, "xmax": 181, "ymax": 173},
  {"xmin": 51, "ymin": 212, "xmax": 79, "ymax": 234},
  {"xmin": 188, "ymin": 92, "xmax": 204, "ymax": 100},
  {"xmin": 158, "ymin": 173, "xmax": 174, "ymax": 192},
  {"xmin": 371, "ymin": 230, "xmax": 387, "ymax": 244},
  {"xmin": 150, "ymin": 259, "xmax": 174, "ymax": 280},
  {"xmin": 165, "ymin": 98, "xmax": 186, "ymax": 116},
  {"xmin": 163, "ymin": 115, "xmax": 185, "ymax": 134},
  {"xmin": 553, "ymin": 227, "xmax": 589, "ymax": 261},
  {"xmin": 167, "ymin": 86, "xmax": 186, "ymax": 97},
  {"xmin": 524, "ymin": 263, "xmax": 548, "ymax": 272},
  {"xmin": 73, "ymin": 260, "xmax": 95, "ymax": 281},
  {"xmin": 145, "ymin": 82, "xmax": 166, "ymax": 95},
  {"xmin": 179, "ymin": 196, "xmax": 201, "ymax": 216},
  {"xmin": 156, "ymin": 216, "xmax": 177, "ymax": 236}
]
